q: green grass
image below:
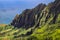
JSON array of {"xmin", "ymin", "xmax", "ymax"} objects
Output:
[
  {"xmin": 0, "ymin": 14, "xmax": 60, "ymax": 40},
  {"xmin": 0, "ymin": 7, "xmax": 60, "ymax": 40}
]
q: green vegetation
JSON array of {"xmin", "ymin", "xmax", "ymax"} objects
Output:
[
  {"xmin": 0, "ymin": 13, "xmax": 60, "ymax": 40},
  {"xmin": 30, "ymin": 18, "xmax": 60, "ymax": 40},
  {"xmin": 0, "ymin": 25, "xmax": 32, "ymax": 40},
  {"xmin": 0, "ymin": 0, "xmax": 60, "ymax": 40}
]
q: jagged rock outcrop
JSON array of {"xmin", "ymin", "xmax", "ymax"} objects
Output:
[
  {"xmin": 11, "ymin": 4, "xmax": 46, "ymax": 29},
  {"xmin": 11, "ymin": 0, "xmax": 60, "ymax": 29}
]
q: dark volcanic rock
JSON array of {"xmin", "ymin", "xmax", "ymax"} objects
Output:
[
  {"xmin": 11, "ymin": 0, "xmax": 60, "ymax": 29},
  {"xmin": 11, "ymin": 4, "xmax": 46, "ymax": 29}
]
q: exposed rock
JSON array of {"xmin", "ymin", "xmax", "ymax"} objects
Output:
[
  {"xmin": 11, "ymin": 4, "xmax": 46, "ymax": 29},
  {"xmin": 11, "ymin": 0, "xmax": 60, "ymax": 29}
]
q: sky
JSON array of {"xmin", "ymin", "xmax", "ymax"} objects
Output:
[{"xmin": 0, "ymin": 0, "xmax": 54, "ymax": 24}]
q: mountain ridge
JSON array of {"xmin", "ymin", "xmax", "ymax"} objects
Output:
[
  {"xmin": 12, "ymin": 4, "xmax": 46, "ymax": 26},
  {"xmin": 11, "ymin": 3, "xmax": 46, "ymax": 29},
  {"xmin": 0, "ymin": 0, "xmax": 60, "ymax": 40},
  {"xmin": 11, "ymin": 0, "xmax": 60, "ymax": 29}
]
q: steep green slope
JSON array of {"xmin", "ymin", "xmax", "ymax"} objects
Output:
[
  {"xmin": 0, "ymin": 13, "xmax": 60, "ymax": 40},
  {"xmin": 29, "ymin": 14, "xmax": 60, "ymax": 40},
  {"xmin": 0, "ymin": 0, "xmax": 60, "ymax": 40},
  {"xmin": 27, "ymin": 5, "xmax": 60, "ymax": 40}
]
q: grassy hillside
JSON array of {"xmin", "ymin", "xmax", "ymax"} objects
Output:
[
  {"xmin": 0, "ymin": 15, "xmax": 60, "ymax": 40},
  {"xmin": 0, "ymin": 0, "xmax": 60, "ymax": 40},
  {"xmin": 0, "ymin": 25, "xmax": 32, "ymax": 40},
  {"xmin": 0, "ymin": 14, "xmax": 60, "ymax": 40},
  {"xmin": 0, "ymin": 8, "xmax": 60, "ymax": 40}
]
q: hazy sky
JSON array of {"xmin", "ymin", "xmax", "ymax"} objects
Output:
[
  {"xmin": 0, "ymin": 0, "xmax": 55, "ymax": 10},
  {"xmin": 0, "ymin": 0, "xmax": 54, "ymax": 24}
]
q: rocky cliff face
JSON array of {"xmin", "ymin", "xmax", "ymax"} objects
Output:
[
  {"xmin": 11, "ymin": 0, "xmax": 60, "ymax": 29},
  {"xmin": 11, "ymin": 4, "xmax": 46, "ymax": 29},
  {"xmin": 0, "ymin": 0, "xmax": 60, "ymax": 40}
]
